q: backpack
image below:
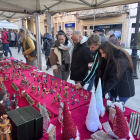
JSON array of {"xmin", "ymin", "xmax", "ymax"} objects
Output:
[
  {"xmin": 6, "ymin": 32, "xmax": 10, "ymax": 42},
  {"xmin": 44, "ymin": 39, "xmax": 51, "ymax": 49},
  {"xmin": 4, "ymin": 32, "xmax": 10, "ymax": 42}
]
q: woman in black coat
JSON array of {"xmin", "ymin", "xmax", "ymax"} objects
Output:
[{"xmin": 96, "ymin": 41, "xmax": 135, "ymax": 104}]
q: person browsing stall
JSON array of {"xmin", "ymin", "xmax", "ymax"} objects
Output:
[
  {"xmin": 49, "ymin": 30, "xmax": 73, "ymax": 81},
  {"xmin": 19, "ymin": 28, "xmax": 37, "ymax": 67},
  {"xmin": 96, "ymin": 41, "xmax": 135, "ymax": 103},
  {"xmin": 70, "ymin": 30, "xmax": 94, "ymax": 84},
  {"xmin": 85, "ymin": 28, "xmax": 107, "ymax": 91},
  {"xmin": 75, "ymin": 33, "xmax": 101, "ymax": 90}
]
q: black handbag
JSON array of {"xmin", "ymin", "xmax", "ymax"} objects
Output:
[{"xmin": 24, "ymin": 39, "xmax": 37, "ymax": 57}]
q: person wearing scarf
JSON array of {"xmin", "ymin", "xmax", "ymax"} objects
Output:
[{"xmin": 50, "ymin": 30, "xmax": 74, "ymax": 81}]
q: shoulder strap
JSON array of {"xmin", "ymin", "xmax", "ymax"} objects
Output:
[
  {"xmin": 45, "ymin": 39, "xmax": 50, "ymax": 47},
  {"xmin": 25, "ymin": 41, "xmax": 29, "ymax": 50}
]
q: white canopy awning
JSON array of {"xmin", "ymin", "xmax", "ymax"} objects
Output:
[
  {"xmin": 0, "ymin": 20, "xmax": 18, "ymax": 29},
  {"xmin": 0, "ymin": 11, "xmax": 30, "ymax": 20},
  {"xmin": 0, "ymin": 0, "xmax": 139, "ymax": 70},
  {"xmin": 0, "ymin": 0, "xmax": 140, "ymax": 20}
]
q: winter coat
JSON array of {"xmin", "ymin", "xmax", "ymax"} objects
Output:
[
  {"xmin": 99, "ymin": 33, "xmax": 108, "ymax": 43},
  {"xmin": 81, "ymin": 50, "xmax": 99, "ymax": 86},
  {"xmin": 70, "ymin": 36, "xmax": 94, "ymax": 81},
  {"xmin": 0, "ymin": 31, "xmax": 9, "ymax": 43},
  {"xmin": 11, "ymin": 32, "xmax": 16, "ymax": 41},
  {"xmin": 43, "ymin": 35, "xmax": 54, "ymax": 56},
  {"xmin": 50, "ymin": 40, "xmax": 73, "ymax": 70},
  {"xmin": 108, "ymin": 34, "xmax": 119, "ymax": 47},
  {"xmin": 95, "ymin": 50, "xmax": 135, "ymax": 98},
  {"xmin": 23, "ymin": 37, "xmax": 36, "ymax": 61}
]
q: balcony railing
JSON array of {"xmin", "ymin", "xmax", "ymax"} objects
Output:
[{"xmin": 78, "ymin": 5, "xmax": 126, "ymax": 19}]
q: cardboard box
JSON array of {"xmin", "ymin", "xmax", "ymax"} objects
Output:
[
  {"xmin": 16, "ymin": 107, "xmax": 35, "ymax": 140},
  {"xmin": 49, "ymin": 126, "xmax": 56, "ymax": 140},
  {"xmin": 7, "ymin": 109, "xmax": 27, "ymax": 140},
  {"xmin": 24, "ymin": 106, "xmax": 43, "ymax": 140}
]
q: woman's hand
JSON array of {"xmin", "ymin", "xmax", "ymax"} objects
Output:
[
  {"xmin": 53, "ymin": 69, "xmax": 59, "ymax": 75},
  {"xmin": 88, "ymin": 62, "xmax": 93, "ymax": 70},
  {"xmin": 75, "ymin": 83, "xmax": 82, "ymax": 89}
]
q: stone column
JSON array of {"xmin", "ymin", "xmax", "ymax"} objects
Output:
[{"xmin": 27, "ymin": 17, "xmax": 35, "ymax": 34}]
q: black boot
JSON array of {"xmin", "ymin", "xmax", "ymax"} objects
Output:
[{"xmin": 46, "ymin": 66, "xmax": 50, "ymax": 70}]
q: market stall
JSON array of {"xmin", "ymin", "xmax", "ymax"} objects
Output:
[
  {"xmin": 0, "ymin": 57, "xmax": 139, "ymax": 140},
  {"xmin": 0, "ymin": 20, "xmax": 18, "ymax": 29}
]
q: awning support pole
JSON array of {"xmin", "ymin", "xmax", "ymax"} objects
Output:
[
  {"xmin": 35, "ymin": 14, "xmax": 42, "ymax": 70},
  {"xmin": 131, "ymin": 3, "xmax": 140, "ymax": 79}
]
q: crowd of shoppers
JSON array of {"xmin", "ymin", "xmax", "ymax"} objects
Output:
[{"xmin": 0, "ymin": 26, "xmax": 135, "ymax": 104}]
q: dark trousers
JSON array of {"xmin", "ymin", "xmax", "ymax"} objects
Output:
[
  {"xmin": 10, "ymin": 41, "xmax": 15, "ymax": 47},
  {"xmin": 18, "ymin": 47, "xmax": 21, "ymax": 53}
]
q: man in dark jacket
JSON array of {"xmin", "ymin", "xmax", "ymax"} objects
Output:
[
  {"xmin": 75, "ymin": 33, "xmax": 101, "ymax": 91},
  {"xmin": 70, "ymin": 30, "xmax": 94, "ymax": 84},
  {"xmin": 108, "ymin": 30, "xmax": 119, "ymax": 47},
  {"xmin": 93, "ymin": 27, "xmax": 108, "ymax": 43},
  {"xmin": 43, "ymin": 33, "xmax": 54, "ymax": 70}
]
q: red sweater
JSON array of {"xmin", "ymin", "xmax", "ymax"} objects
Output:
[{"xmin": 1, "ymin": 31, "xmax": 9, "ymax": 43}]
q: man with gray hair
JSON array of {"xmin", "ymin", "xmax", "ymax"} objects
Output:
[
  {"xmin": 66, "ymin": 28, "xmax": 72, "ymax": 38},
  {"xmin": 70, "ymin": 30, "xmax": 94, "ymax": 84},
  {"xmin": 108, "ymin": 30, "xmax": 119, "ymax": 46}
]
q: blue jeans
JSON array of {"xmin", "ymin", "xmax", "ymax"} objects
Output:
[
  {"xmin": 108, "ymin": 93, "xmax": 130, "ymax": 104},
  {"xmin": 87, "ymin": 75, "xmax": 96, "ymax": 91},
  {"xmin": 3, "ymin": 43, "xmax": 12, "ymax": 57},
  {"xmin": 18, "ymin": 47, "xmax": 21, "ymax": 53}
]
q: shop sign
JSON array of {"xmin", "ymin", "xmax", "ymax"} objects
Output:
[
  {"xmin": 102, "ymin": 25, "xmax": 110, "ymax": 29},
  {"xmin": 65, "ymin": 23, "xmax": 75, "ymax": 27}
]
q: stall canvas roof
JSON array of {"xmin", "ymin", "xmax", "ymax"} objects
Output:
[
  {"xmin": 0, "ymin": 0, "xmax": 140, "ymax": 20},
  {"xmin": 0, "ymin": 20, "xmax": 18, "ymax": 29}
]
